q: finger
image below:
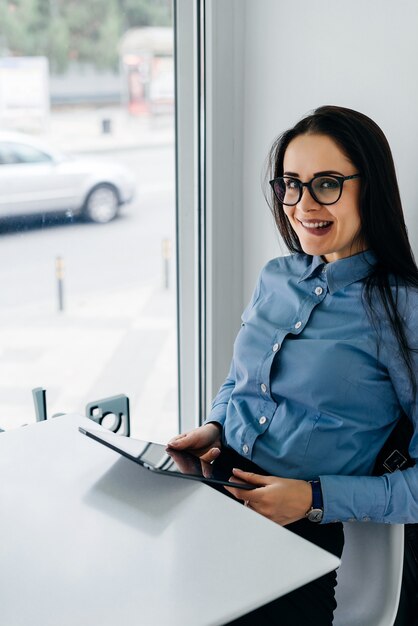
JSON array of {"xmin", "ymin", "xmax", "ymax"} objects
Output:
[
  {"xmin": 228, "ymin": 475, "xmax": 247, "ymax": 486},
  {"xmin": 232, "ymin": 468, "xmax": 270, "ymax": 487},
  {"xmin": 200, "ymin": 461, "xmax": 213, "ymax": 479},
  {"xmin": 167, "ymin": 433, "xmax": 188, "ymax": 447},
  {"xmin": 224, "ymin": 482, "xmax": 257, "ymax": 502},
  {"xmin": 167, "ymin": 432, "xmax": 196, "ymax": 449},
  {"xmin": 199, "ymin": 447, "xmax": 221, "ymax": 463},
  {"xmin": 224, "ymin": 485, "xmax": 246, "ymax": 500}
]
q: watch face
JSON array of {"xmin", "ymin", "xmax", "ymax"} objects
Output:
[{"xmin": 307, "ymin": 508, "xmax": 324, "ymax": 523}]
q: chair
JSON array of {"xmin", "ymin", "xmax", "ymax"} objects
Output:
[
  {"xmin": 85, "ymin": 394, "xmax": 130, "ymax": 436},
  {"xmin": 32, "ymin": 387, "xmax": 65, "ymax": 422},
  {"xmin": 32, "ymin": 387, "xmax": 48, "ymax": 422},
  {"xmin": 333, "ymin": 522, "xmax": 404, "ymax": 626},
  {"xmin": 32, "ymin": 388, "xmax": 130, "ymax": 437}
]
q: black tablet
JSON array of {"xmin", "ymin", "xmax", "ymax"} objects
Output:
[{"xmin": 79, "ymin": 426, "xmax": 255, "ymax": 490}]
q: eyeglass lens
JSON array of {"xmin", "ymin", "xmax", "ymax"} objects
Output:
[{"xmin": 273, "ymin": 176, "xmax": 341, "ymax": 206}]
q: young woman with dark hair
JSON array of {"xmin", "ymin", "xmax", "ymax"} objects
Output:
[
  {"xmin": 168, "ymin": 106, "xmax": 418, "ymax": 625},
  {"xmin": 267, "ymin": 106, "xmax": 418, "ymax": 393}
]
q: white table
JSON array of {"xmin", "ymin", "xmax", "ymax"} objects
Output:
[{"xmin": 0, "ymin": 414, "xmax": 340, "ymax": 626}]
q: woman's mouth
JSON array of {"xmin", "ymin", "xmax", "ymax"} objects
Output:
[{"xmin": 298, "ymin": 219, "xmax": 333, "ymax": 236}]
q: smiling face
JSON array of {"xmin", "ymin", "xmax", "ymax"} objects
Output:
[{"xmin": 282, "ymin": 133, "xmax": 365, "ymax": 262}]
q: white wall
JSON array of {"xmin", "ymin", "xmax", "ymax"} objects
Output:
[
  {"xmin": 240, "ymin": 0, "xmax": 418, "ymax": 299},
  {"xmin": 205, "ymin": 0, "xmax": 245, "ymax": 404},
  {"xmin": 206, "ymin": 0, "xmax": 418, "ymax": 399}
]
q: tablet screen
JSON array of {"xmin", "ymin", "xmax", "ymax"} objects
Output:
[{"xmin": 79, "ymin": 426, "xmax": 255, "ymax": 490}]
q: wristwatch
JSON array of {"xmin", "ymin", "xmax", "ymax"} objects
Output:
[{"xmin": 305, "ymin": 480, "xmax": 324, "ymax": 523}]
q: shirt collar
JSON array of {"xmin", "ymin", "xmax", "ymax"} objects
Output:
[{"xmin": 298, "ymin": 250, "xmax": 377, "ymax": 294}]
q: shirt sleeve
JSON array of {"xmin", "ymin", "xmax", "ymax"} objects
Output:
[
  {"xmin": 204, "ymin": 359, "xmax": 236, "ymax": 428},
  {"xmin": 320, "ymin": 299, "xmax": 418, "ymax": 524}
]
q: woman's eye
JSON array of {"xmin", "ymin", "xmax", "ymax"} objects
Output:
[
  {"xmin": 318, "ymin": 177, "xmax": 339, "ymax": 189},
  {"xmin": 285, "ymin": 179, "xmax": 300, "ymax": 189}
]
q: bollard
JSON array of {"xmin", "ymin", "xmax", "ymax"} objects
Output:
[
  {"xmin": 162, "ymin": 238, "xmax": 172, "ymax": 289},
  {"xmin": 55, "ymin": 256, "xmax": 64, "ymax": 312},
  {"xmin": 101, "ymin": 118, "xmax": 112, "ymax": 134}
]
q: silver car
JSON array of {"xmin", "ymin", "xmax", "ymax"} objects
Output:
[{"xmin": 0, "ymin": 131, "xmax": 136, "ymax": 224}]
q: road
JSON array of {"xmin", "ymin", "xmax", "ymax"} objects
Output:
[
  {"xmin": 0, "ymin": 145, "xmax": 179, "ymax": 442},
  {"xmin": 0, "ymin": 146, "xmax": 176, "ymax": 307}
]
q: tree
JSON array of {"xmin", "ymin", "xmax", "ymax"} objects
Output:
[
  {"xmin": 0, "ymin": 0, "xmax": 173, "ymax": 73},
  {"xmin": 118, "ymin": 0, "xmax": 172, "ymax": 29},
  {"xmin": 53, "ymin": 0, "xmax": 122, "ymax": 71},
  {"xmin": 0, "ymin": 0, "xmax": 50, "ymax": 57}
]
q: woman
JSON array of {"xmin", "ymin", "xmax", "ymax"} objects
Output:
[{"xmin": 168, "ymin": 105, "xmax": 418, "ymax": 625}]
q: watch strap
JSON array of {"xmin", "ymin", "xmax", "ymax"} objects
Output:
[
  {"xmin": 305, "ymin": 479, "xmax": 324, "ymax": 523},
  {"xmin": 310, "ymin": 480, "xmax": 323, "ymax": 509}
]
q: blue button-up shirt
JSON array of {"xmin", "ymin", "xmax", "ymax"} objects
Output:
[{"xmin": 206, "ymin": 251, "xmax": 418, "ymax": 523}]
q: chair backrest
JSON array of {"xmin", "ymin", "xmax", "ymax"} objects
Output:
[
  {"xmin": 334, "ymin": 522, "xmax": 404, "ymax": 626},
  {"xmin": 85, "ymin": 394, "xmax": 130, "ymax": 437},
  {"xmin": 31, "ymin": 388, "xmax": 130, "ymax": 437}
]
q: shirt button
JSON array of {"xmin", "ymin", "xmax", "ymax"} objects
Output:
[
  {"xmin": 260, "ymin": 383, "xmax": 267, "ymax": 393},
  {"xmin": 259, "ymin": 416, "xmax": 267, "ymax": 425},
  {"xmin": 272, "ymin": 343, "xmax": 279, "ymax": 352},
  {"xmin": 314, "ymin": 286, "xmax": 323, "ymax": 296},
  {"xmin": 294, "ymin": 321, "xmax": 302, "ymax": 329},
  {"xmin": 242, "ymin": 444, "xmax": 249, "ymax": 454}
]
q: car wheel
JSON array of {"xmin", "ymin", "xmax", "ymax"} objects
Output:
[{"xmin": 84, "ymin": 184, "xmax": 119, "ymax": 224}]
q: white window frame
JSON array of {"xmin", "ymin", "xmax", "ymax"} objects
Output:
[
  {"xmin": 174, "ymin": 0, "xmax": 204, "ymax": 432},
  {"xmin": 175, "ymin": 0, "xmax": 244, "ymax": 430}
]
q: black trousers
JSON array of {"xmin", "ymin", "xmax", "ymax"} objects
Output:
[
  {"xmin": 211, "ymin": 448, "xmax": 345, "ymax": 626},
  {"xmin": 394, "ymin": 524, "xmax": 418, "ymax": 626}
]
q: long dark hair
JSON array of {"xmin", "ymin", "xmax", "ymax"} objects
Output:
[{"xmin": 265, "ymin": 105, "xmax": 418, "ymax": 392}]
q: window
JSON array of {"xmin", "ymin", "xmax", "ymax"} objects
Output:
[
  {"xmin": 0, "ymin": 143, "xmax": 52, "ymax": 164},
  {"xmin": 0, "ymin": 1, "xmax": 185, "ymax": 443}
]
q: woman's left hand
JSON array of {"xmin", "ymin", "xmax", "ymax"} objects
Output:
[{"xmin": 224, "ymin": 468, "xmax": 313, "ymax": 526}]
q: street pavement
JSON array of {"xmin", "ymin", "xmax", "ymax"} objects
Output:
[
  {"xmin": 0, "ymin": 283, "xmax": 178, "ymax": 444},
  {"xmin": 42, "ymin": 104, "xmax": 175, "ymax": 154},
  {"xmin": 0, "ymin": 106, "xmax": 178, "ymax": 443}
]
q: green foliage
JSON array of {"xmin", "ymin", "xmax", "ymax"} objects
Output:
[
  {"xmin": 0, "ymin": 0, "xmax": 49, "ymax": 57},
  {"xmin": 0, "ymin": 0, "xmax": 172, "ymax": 73},
  {"xmin": 48, "ymin": 16, "xmax": 70, "ymax": 73},
  {"xmin": 119, "ymin": 0, "xmax": 172, "ymax": 28}
]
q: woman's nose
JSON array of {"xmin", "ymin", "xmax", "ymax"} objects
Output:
[{"xmin": 297, "ymin": 186, "xmax": 320, "ymax": 212}]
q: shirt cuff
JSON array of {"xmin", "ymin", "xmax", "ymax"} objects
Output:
[
  {"xmin": 204, "ymin": 404, "xmax": 227, "ymax": 428},
  {"xmin": 319, "ymin": 474, "xmax": 387, "ymax": 523}
]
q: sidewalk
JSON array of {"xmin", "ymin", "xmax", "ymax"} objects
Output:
[
  {"xmin": 42, "ymin": 105, "xmax": 175, "ymax": 154},
  {"xmin": 0, "ymin": 284, "xmax": 179, "ymax": 444}
]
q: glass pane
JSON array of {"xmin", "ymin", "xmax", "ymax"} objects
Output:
[
  {"xmin": 0, "ymin": 141, "xmax": 52, "ymax": 163},
  {"xmin": 0, "ymin": 1, "xmax": 177, "ymax": 443}
]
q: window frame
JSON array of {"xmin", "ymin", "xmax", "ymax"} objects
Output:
[
  {"xmin": 175, "ymin": 0, "xmax": 245, "ymax": 431},
  {"xmin": 174, "ymin": 0, "xmax": 205, "ymax": 432}
]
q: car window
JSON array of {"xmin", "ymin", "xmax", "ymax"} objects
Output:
[
  {"xmin": 0, "ymin": 142, "xmax": 52, "ymax": 165},
  {"xmin": 0, "ymin": 143, "xmax": 20, "ymax": 164}
]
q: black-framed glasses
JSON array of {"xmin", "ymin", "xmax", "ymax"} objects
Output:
[{"xmin": 269, "ymin": 173, "xmax": 361, "ymax": 206}]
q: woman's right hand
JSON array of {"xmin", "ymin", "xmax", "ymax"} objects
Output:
[{"xmin": 167, "ymin": 422, "xmax": 222, "ymax": 462}]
